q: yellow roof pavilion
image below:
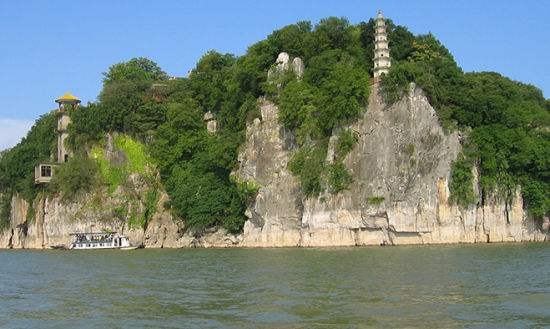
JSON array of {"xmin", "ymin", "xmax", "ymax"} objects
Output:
[{"xmin": 55, "ymin": 93, "xmax": 81, "ymax": 104}]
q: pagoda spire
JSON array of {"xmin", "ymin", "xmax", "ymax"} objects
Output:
[{"xmin": 373, "ymin": 10, "xmax": 391, "ymax": 78}]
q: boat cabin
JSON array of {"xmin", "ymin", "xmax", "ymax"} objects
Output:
[{"xmin": 70, "ymin": 232, "xmax": 130, "ymax": 249}]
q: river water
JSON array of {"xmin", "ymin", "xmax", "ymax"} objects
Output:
[{"xmin": 0, "ymin": 243, "xmax": 549, "ymax": 328}]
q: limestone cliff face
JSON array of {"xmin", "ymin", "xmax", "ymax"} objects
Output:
[
  {"xmin": 0, "ymin": 188, "xmax": 188, "ymax": 249},
  {"xmin": 234, "ymin": 99, "xmax": 303, "ymax": 246},
  {"xmin": 1, "ymin": 83, "xmax": 548, "ymax": 249},
  {"xmin": 235, "ymin": 83, "xmax": 549, "ymax": 246},
  {"xmin": 0, "ymin": 187, "xmax": 241, "ymax": 249}
]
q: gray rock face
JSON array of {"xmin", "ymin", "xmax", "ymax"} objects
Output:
[
  {"xmin": 203, "ymin": 111, "xmax": 217, "ymax": 133},
  {"xmin": 235, "ymin": 83, "xmax": 549, "ymax": 246},
  {"xmin": 0, "ymin": 189, "xmax": 237, "ymax": 249},
  {"xmin": 234, "ymin": 99, "xmax": 303, "ymax": 246}
]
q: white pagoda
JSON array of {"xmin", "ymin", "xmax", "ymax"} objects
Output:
[{"xmin": 373, "ymin": 10, "xmax": 391, "ymax": 78}]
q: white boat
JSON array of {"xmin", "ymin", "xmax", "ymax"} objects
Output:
[{"xmin": 69, "ymin": 232, "xmax": 134, "ymax": 250}]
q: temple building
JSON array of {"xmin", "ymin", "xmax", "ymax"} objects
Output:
[
  {"xmin": 373, "ymin": 10, "xmax": 391, "ymax": 78},
  {"xmin": 34, "ymin": 93, "xmax": 81, "ymax": 184}
]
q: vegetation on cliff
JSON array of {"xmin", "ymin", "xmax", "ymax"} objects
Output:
[{"xmin": 0, "ymin": 16, "xmax": 548, "ymax": 232}]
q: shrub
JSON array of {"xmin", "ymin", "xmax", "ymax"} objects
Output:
[
  {"xmin": 288, "ymin": 145, "xmax": 327, "ymax": 197},
  {"xmin": 449, "ymin": 155, "xmax": 476, "ymax": 207},
  {"xmin": 142, "ymin": 189, "xmax": 160, "ymax": 229},
  {"xmin": 49, "ymin": 155, "xmax": 99, "ymax": 201},
  {"xmin": 327, "ymin": 162, "xmax": 353, "ymax": 193},
  {"xmin": 91, "ymin": 135, "xmax": 154, "ymax": 195},
  {"xmin": 336, "ymin": 129, "xmax": 358, "ymax": 160},
  {"xmin": 114, "ymin": 135, "xmax": 151, "ymax": 176},
  {"xmin": 91, "ymin": 145, "xmax": 126, "ymax": 195},
  {"xmin": 0, "ymin": 192, "xmax": 12, "ymax": 230},
  {"xmin": 367, "ymin": 196, "xmax": 385, "ymax": 206}
]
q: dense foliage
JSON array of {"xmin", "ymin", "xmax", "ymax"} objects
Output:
[
  {"xmin": 0, "ymin": 16, "xmax": 548, "ymax": 232},
  {"xmin": 0, "ymin": 113, "xmax": 57, "ymax": 203}
]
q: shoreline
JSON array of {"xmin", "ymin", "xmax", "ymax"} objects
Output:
[{"xmin": 1, "ymin": 239, "xmax": 547, "ymax": 251}]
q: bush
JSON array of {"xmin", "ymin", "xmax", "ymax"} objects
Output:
[
  {"xmin": 165, "ymin": 165, "xmax": 252, "ymax": 234},
  {"xmin": 91, "ymin": 146, "xmax": 125, "ymax": 195},
  {"xmin": 0, "ymin": 192, "xmax": 12, "ymax": 231},
  {"xmin": 449, "ymin": 155, "xmax": 476, "ymax": 207},
  {"xmin": 521, "ymin": 177, "xmax": 549, "ymax": 220},
  {"xmin": 327, "ymin": 162, "xmax": 353, "ymax": 193},
  {"xmin": 0, "ymin": 113, "xmax": 57, "ymax": 204},
  {"xmin": 49, "ymin": 156, "xmax": 99, "ymax": 201},
  {"xmin": 288, "ymin": 145, "xmax": 327, "ymax": 197},
  {"xmin": 367, "ymin": 196, "xmax": 385, "ymax": 206},
  {"xmin": 336, "ymin": 129, "xmax": 358, "ymax": 160},
  {"xmin": 91, "ymin": 135, "xmax": 154, "ymax": 195}
]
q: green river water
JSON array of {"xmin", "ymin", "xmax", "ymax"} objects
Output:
[{"xmin": 0, "ymin": 243, "xmax": 549, "ymax": 328}]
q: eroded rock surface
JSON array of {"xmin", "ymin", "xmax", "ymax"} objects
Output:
[
  {"xmin": 235, "ymin": 99, "xmax": 303, "ymax": 246},
  {"xmin": 235, "ymin": 83, "xmax": 549, "ymax": 246}
]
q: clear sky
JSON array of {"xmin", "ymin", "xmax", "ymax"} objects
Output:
[{"xmin": 0, "ymin": 0, "xmax": 549, "ymax": 149}]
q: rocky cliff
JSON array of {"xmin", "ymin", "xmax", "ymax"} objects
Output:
[
  {"xmin": 0, "ymin": 182, "xmax": 241, "ymax": 249},
  {"xmin": 1, "ymin": 83, "xmax": 548, "ymax": 249},
  {"xmin": 235, "ymin": 82, "xmax": 549, "ymax": 247}
]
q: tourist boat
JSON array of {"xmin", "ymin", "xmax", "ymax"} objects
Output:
[{"xmin": 69, "ymin": 232, "xmax": 137, "ymax": 250}]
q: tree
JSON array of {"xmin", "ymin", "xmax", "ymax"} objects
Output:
[
  {"xmin": 103, "ymin": 57, "xmax": 168, "ymax": 85},
  {"xmin": 49, "ymin": 155, "xmax": 99, "ymax": 201},
  {"xmin": 189, "ymin": 51, "xmax": 235, "ymax": 113}
]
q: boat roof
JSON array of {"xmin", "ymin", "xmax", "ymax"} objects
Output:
[{"xmin": 69, "ymin": 232, "xmax": 118, "ymax": 236}]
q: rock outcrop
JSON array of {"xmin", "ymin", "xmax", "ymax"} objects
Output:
[
  {"xmin": 0, "ymin": 189, "xmax": 238, "ymax": 249},
  {"xmin": 235, "ymin": 99, "xmax": 303, "ymax": 246},
  {"xmin": 268, "ymin": 52, "xmax": 305, "ymax": 82},
  {"xmin": 235, "ymin": 83, "xmax": 549, "ymax": 246}
]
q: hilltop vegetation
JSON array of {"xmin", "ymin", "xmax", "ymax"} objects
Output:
[{"xmin": 0, "ymin": 16, "xmax": 548, "ymax": 233}]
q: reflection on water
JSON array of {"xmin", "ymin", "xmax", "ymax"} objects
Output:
[{"xmin": 1, "ymin": 243, "xmax": 549, "ymax": 328}]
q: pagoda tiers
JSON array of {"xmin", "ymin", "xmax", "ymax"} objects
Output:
[
  {"xmin": 373, "ymin": 10, "xmax": 391, "ymax": 78},
  {"xmin": 35, "ymin": 93, "xmax": 81, "ymax": 184}
]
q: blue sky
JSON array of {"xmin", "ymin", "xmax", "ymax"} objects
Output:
[{"xmin": 0, "ymin": 0, "xmax": 549, "ymax": 149}]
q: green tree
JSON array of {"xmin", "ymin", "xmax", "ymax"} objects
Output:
[
  {"xmin": 49, "ymin": 155, "xmax": 99, "ymax": 201},
  {"xmin": 103, "ymin": 57, "xmax": 168, "ymax": 84}
]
